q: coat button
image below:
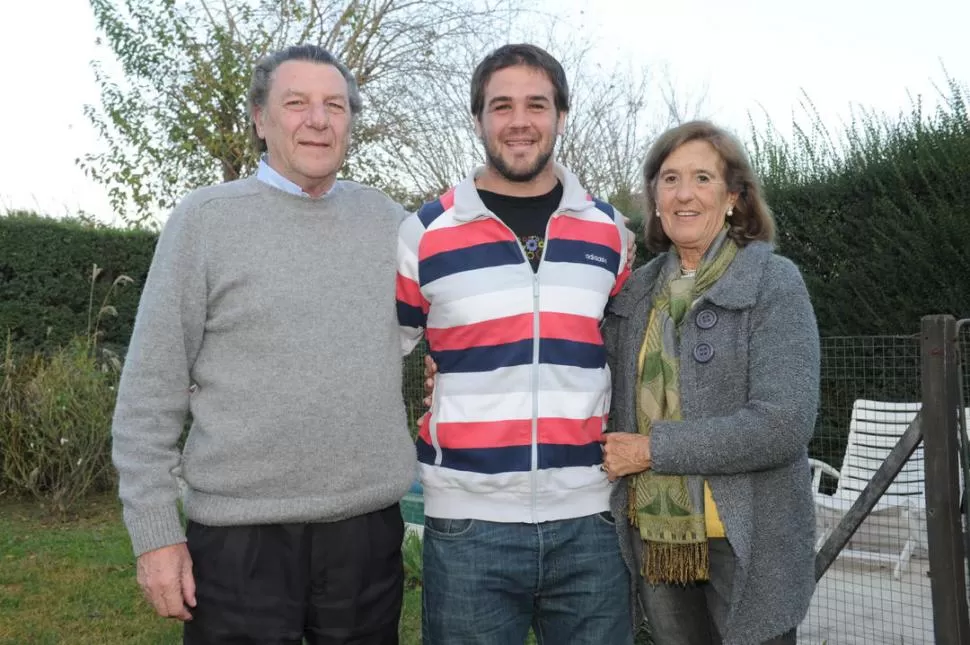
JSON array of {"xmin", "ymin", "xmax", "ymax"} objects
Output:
[
  {"xmin": 693, "ymin": 342, "xmax": 714, "ymax": 363},
  {"xmin": 696, "ymin": 309, "xmax": 718, "ymax": 330}
]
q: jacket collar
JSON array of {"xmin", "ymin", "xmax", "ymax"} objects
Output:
[
  {"xmin": 451, "ymin": 162, "xmax": 595, "ymax": 222},
  {"xmin": 704, "ymin": 241, "xmax": 772, "ymax": 309},
  {"xmin": 608, "ymin": 241, "xmax": 774, "ymax": 316}
]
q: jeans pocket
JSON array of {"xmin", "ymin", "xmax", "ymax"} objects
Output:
[
  {"xmin": 424, "ymin": 516, "xmax": 475, "ymax": 538},
  {"xmin": 595, "ymin": 510, "xmax": 617, "ymax": 526}
]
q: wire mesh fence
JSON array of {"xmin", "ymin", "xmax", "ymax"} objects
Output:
[
  {"xmin": 403, "ymin": 341, "xmax": 429, "ymax": 440},
  {"xmin": 801, "ymin": 335, "xmax": 934, "ymax": 644},
  {"xmin": 399, "ymin": 332, "xmax": 970, "ymax": 644}
]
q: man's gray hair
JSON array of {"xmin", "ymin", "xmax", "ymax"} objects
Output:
[{"xmin": 248, "ymin": 44, "xmax": 363, "ymax": 153}]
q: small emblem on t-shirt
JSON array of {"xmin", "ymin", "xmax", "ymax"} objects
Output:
[{"xmin": 521, "ymin": 235, "xmax": 544, "ymax": 262}]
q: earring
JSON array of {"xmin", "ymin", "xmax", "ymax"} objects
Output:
[
  {"xmin": 655, "ymin": 208, "xmax": 661, "ymax": 218},
  {"xmin": 726, "ymin": 207, "xmax": 733, "ymax": 218}
]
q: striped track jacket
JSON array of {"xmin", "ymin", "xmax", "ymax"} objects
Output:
[{"xmin": 396, "ymin": 164, "xmax": 630, "ymax": 523}]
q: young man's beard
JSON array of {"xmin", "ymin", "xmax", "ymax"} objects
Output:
[{"xmin": 482, "ymin": 137, "xmax": 556, "ymax": 184}]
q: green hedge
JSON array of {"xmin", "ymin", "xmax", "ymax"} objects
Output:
[
  {"xmin": 753, "ymin": 81, "xmax": 970, "ymax": 336},
  {"xmin": 0, "ymin": 212, "xmax": 157, "ymax": 355},
  {"xmin": 3, "ymin": 82, "xmax": 969, "ymax": 351}
]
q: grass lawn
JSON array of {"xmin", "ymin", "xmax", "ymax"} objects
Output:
[{"xmin": 0, "ymin": 493, "xmax": 421, "ymax": 644}]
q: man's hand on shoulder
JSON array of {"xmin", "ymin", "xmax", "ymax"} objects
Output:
[
  {"xmin": 620, "ymin": 214, "xmax": 637, "ymax": 270},
  {"xmin": 136, "ymin": 542, "xmax": 196, "ymax": 621}
]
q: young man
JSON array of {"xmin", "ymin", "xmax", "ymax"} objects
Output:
[
  {"xmin": 112, "ymin": 45, "xmax": 415, "ymax": 644},
  {"xmin": 397, "ymin": 44, "xmax": 634, "ymax": 644}
]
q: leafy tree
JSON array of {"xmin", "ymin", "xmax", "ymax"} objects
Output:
[
  {"xmin": 81, "ymin": 0, "xmax": 525, "ymax": 225},
  {"xmin": 82, "ymin": 0, "xmax": 705, "ymax": 223}
]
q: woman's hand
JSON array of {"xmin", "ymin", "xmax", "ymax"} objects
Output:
[{"xmin": 600, "ymin": 433, "xmax": 652, "ymax": 481}]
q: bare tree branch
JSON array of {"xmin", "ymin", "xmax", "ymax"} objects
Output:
[{"xmin": 81, "ymin": 0, "xmax": 702, "ymax": 225}]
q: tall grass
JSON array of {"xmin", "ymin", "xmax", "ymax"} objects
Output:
[
  {"xmin": 0, "ymin": 265, "xmax": 132, "ymax": 514},
  {"xmin": 0, "ymin": 337, "xmax": 119, "ymax": 514}
]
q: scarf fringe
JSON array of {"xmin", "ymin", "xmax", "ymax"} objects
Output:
[
  {"xmin": 628, "ymin": 480, "xmax": 638, "ymax": 524},
  {"xmin": 630, "ymin": 489, "xmax": 710, "ymax": 584},
  {"xmin": 642, "ymin": 540, "xmax": 710, "ymax": 585}
]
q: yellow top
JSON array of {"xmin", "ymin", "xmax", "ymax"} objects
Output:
[{"xmin": 704, "ymin": 481, "xmax": 725, "ymax": 537}]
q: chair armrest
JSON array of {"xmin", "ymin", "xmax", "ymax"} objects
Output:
[{"xmin": 808, "ymin": 457, "xmax": 841, "ymax": 494}]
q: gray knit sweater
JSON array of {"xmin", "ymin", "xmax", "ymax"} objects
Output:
[
  {"xmin": 112, "ymin": 176, "xmax": 418, "ymax": 556},
  {"xmin": 604, "ymin": 241, "xmax": 820, "ymax": 645}
]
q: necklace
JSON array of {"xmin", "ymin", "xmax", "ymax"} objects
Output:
[{"xmin": 680, "ymin": 267, "xmax": 697, "ymax": 278}]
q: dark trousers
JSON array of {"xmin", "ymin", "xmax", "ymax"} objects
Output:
[
  {"xmin": 640, "ymin": 538, "xmax": 796, "ymax": 645},
  {"xmin": 183, "ymin": 504, "xmax": 404, "ymax": 645}
]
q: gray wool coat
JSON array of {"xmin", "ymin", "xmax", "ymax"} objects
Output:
[{"xmin": 603, "ymin": 241, "xmax": 820, "ymax": 645}]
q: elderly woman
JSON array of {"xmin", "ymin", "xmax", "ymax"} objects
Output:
[{"xmin": 600, "ymin": 121, "xmax": 819, "ymax": 645}]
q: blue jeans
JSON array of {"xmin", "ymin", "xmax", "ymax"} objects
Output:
[{"xmin": 422, "ymin": 512, "xmax": 633, "ymax": 645}]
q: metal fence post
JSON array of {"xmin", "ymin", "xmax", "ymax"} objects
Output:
[{"xmin": 921, "ymin": 314, "xmax": 970, "ymax": 644}]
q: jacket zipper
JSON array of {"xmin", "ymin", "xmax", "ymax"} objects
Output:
[
  {"xmin": 485, "ymin": 211, "xmax": 553, "ymax": 523},
  {"xmin": 429, "ymin": 372, "xmax": 443, "ymax": 466}
]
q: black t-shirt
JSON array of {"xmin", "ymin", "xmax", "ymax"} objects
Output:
[{"xmin": 478, "ymin": 181, "xmax": 564, "ymax": 272}]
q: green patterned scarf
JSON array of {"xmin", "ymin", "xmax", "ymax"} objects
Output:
[{"xmin": 630, "ymin": 228, "xmax": 738, "ymax": 584}]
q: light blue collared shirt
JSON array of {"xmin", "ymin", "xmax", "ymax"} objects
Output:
[{"xmin": 256, "ymin": 155, "xmax": 337, "ymax": 197}]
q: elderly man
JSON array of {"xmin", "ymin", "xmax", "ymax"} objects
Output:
[{"xmin": 111, "ymin": 45, "xmax": 415, "ymax": 644}]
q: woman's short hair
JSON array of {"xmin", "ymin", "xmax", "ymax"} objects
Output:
[{"xmin": 642, "ymin": 120, "xmax": 775, "ymax": 252}]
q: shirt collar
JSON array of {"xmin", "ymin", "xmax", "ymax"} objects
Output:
[
  {"xmin": 451, "ymin": 162, "xmax": 594, "ymax": 222},
  {"xmin": 256, "ymin": 155, "xmax": 335, "ymax": 198}
]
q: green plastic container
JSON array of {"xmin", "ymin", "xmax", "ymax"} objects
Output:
[{"xmin": 400, "ymin": 482, "xmax": 425, "ymax": 526}]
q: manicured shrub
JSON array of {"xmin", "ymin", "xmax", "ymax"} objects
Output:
[
  {"xmin": 0, "ymin": 212, "xmax": 156, "ymax": 355},
  {"xmin": 751, "ymin": 79, "xmax": 970, "ymax": 335}
]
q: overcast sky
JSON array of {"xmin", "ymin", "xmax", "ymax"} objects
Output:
[{"xmin": 1, "ymin": 0, "xmax": 967, "ymax": 225}]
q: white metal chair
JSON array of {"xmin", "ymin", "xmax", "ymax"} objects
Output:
[{"xmin": 810, "ymin": 399, "xmax": 925, "ymax": 579}]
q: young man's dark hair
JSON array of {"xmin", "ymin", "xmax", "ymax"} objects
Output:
[{"xmin": 469, "ymin": 43, "xmax": 570, "ymax": 119}]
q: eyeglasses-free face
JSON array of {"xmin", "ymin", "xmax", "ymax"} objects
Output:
[{"xmin": 655, "ymin": 140, "xmax": 738, "ymax": 268}]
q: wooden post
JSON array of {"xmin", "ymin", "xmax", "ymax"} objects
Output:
[{"xmin": 921, "ymin": 314, "xmax": 970, "ymax": 644}]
